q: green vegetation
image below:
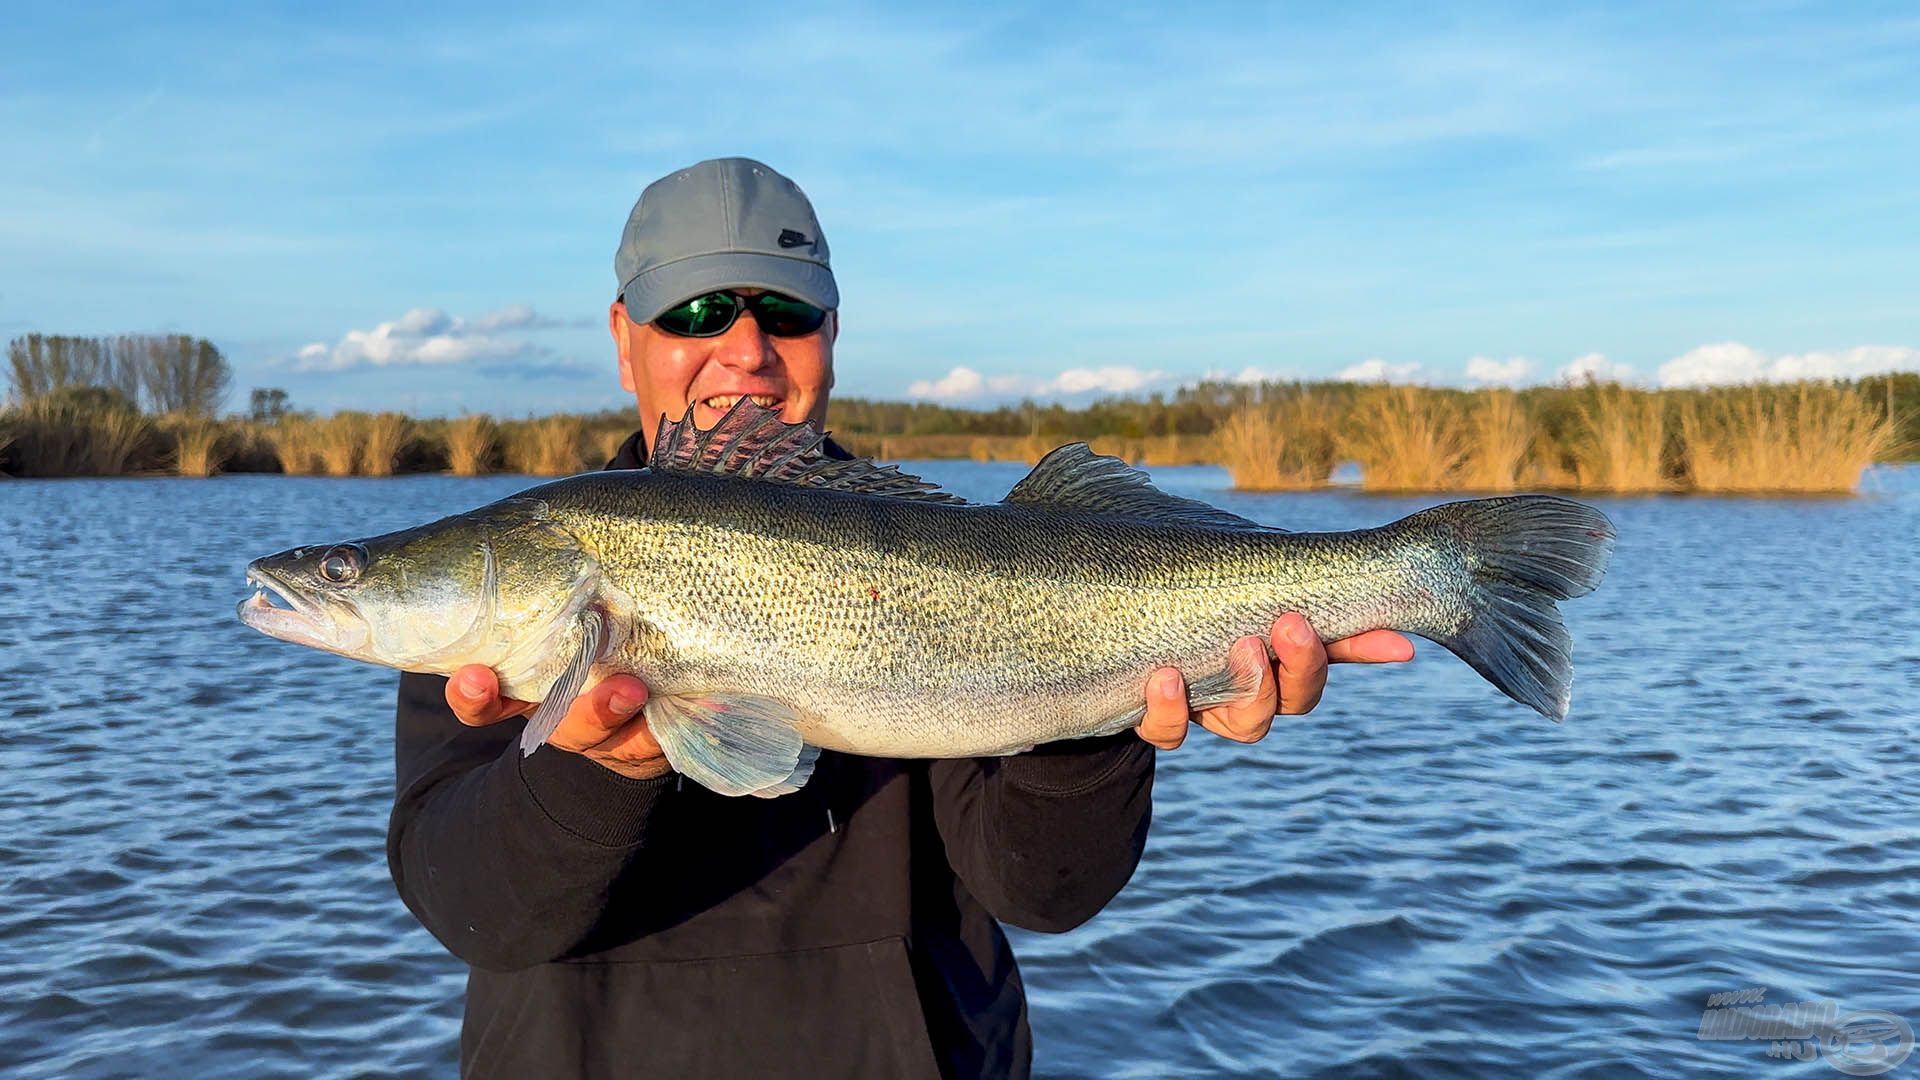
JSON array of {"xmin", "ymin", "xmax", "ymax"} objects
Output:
[{"xmin": 3, "ymin": 332, "xmax": 1914, "ymax": 493}]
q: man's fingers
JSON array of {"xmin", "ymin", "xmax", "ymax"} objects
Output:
[
  {"xmin": 446, "ymin": 665, "xmax": 533, "ymax": 726},
  {"xmin": 1136, "ymin": 668, "xmax": 1189, "ymax": 750},
  {"xmin": 1325, "ymin": 630, "xmax": 1416, "ymax": 665},
  {"xmin": 1197, "ymin": 636, "xmax": 1277, "ymax": 743},
  {"xmin": 1272, "ymin": 613, "xmax": 1328, "ymax": 717},
  {"xmin": 547, "ymin": 675, "xmax": 651, "ymax": 754}
]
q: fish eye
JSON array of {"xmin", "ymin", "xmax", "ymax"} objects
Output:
[{"xmin": 318, "ymin": 544, "xmax": 367, "ymax": 584}]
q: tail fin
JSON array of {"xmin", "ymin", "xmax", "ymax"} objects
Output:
[{"xmin": 1407, "ymin": 496, "xmax": 1615, "ymax": 721}]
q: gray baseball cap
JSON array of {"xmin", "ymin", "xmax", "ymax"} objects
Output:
[{"xmin": 614, "ymin": 157, "xmax": 837, "ymax": 323}]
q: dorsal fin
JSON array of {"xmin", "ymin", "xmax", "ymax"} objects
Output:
[
  {"xmin": 650, "ymin": 398, "xmax": 964, "ymax": 503},
  {"xmin": 1003, "ymin": 443, "xmax": 1279, "ymax": 530}
]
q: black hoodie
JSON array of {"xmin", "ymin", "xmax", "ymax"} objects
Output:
[{"xmin": 387, "ymin": 432, "xmax": 1156, "ymax": 1078}]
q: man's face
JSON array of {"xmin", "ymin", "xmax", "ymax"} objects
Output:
[{"xmin": 611, "ymin": 288, "xmax": 837, "ymax": 448}]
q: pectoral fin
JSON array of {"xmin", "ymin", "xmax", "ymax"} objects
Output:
[
  {"xmin": 646, "ymin": 692, "xmax": 819, "ymax": 798},
  {"xmin": 517, "ymin": 610, "xmax": 607, "ymax": 757}
]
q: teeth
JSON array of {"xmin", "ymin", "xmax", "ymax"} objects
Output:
[{"xmin": 703, "ymin": 395, "xmax": 781, "ymax": 410}]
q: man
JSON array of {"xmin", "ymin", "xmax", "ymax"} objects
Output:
[{"xmin": 388, "ymin": 157, "xmax": 1412, "ymax": 1078}]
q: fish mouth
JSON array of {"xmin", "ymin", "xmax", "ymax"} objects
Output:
[{"xmin": 237, "ymin": 564, "xmax": 368, "ymax": 655}]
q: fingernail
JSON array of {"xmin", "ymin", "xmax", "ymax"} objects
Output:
[
  {"xmin": 609, "ymin": 689, "xmax": 644, "ymax": 714},
  {"xmin": 1284, "ymin": 616, "xmax": 1315, "ymax": 647}
]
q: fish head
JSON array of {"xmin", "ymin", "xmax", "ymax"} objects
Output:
[{"xmin": 238, "ymin": 498, "xmax": 601, "ymax": 677}]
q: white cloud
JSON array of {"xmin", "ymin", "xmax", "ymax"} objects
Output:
[
  {"xmin": 906, "ymin": 364, "xmax": 1166, "ymax": 402},
  {"xmin": 294, "ymin": 305, "xmax": 557, "ymax": 371},
  {"xmin": 1557, "ymin": 352, "xmax": 1636, "ymax": 385},
  {"xmin": 1051, "ymin": 365, "xmax": 1163, "ymax": 395},
  {"xmin": 1336, "ymin": 357, "xmax": 1422, "ymax": 382},
  {"xmin": 1656, "ymin": 342, "xmax": 1920, "ymax": 387},
  {"xmin": 906, "ymin": 366, "xmax": 987, "ymax": 400},
  {"xmin": 1465, "ymin": 355, "xmax": 1533, "ymax": 384}
]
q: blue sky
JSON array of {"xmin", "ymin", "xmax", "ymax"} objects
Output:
[{"xmin": 3, "ymin": 2, "xmax": 1917, "ymax": 415}]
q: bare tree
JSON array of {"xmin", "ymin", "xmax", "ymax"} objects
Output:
[
  {"xmin": 249, "ymin": 387, "xmax": 290, "ymax": 422},
  {"xmin": 7, "ymin": 334, "xmax": 117, "ymax": 402},
  {"xmin": 123, "ymin": 334, "xmax": 232, "ymax": 416}
]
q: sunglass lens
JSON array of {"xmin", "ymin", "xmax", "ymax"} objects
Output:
[
  {"xmin": 750, "ymin": 293, "xmax": 828, "ymax": 336},
  {"xmin": 656, "ymin": 292, "xmax": 741, "ymax": 337}
]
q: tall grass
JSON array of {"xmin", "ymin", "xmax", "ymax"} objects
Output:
[
  {"xmin": 447, "ymin": 415, "xmax": 497, "ymax": 476},
  {"xmin": 1680, "ymin": 384, "xmax": 1892, "ymax": 493},
  {"xmin": 1457, "ymin": 389, "xmax": 1535, "ymax": 492},
  {"xmin": 164, "ymin": 416, "xmax": 229, "ymax": 477},
  {"xmin": 0, "ymin": 377, "xmax": 1906, "ymax": 491},
  {"xmin": 3, "ymin": 392, "xmax": 156, "ymax": 476},
  {"xmin": 360, "ymin": 412, "xmax": 411, "ymax": 477},
  {"xmin": 1342, "ymin": 386, "xmax": 1468, "ymax": 491},
  {"xmin": 504, "ymin": 416, "xmax": 588, "ymax": 475},
  {"xmin": 267, "ymin": 416, "xmax": 323, "ymax": 475},
  {"xmin": 1568, "ymin": 383, "xmax": 1671, "ymax": 492},
  {"xmin": 593, "ymin": 427, "xmax": 629, "ymax": 468},
  {"xmin": 316, "ymin": 413, "xmax": 365, "ymax": 477},
  {"xmin": 1214, "ymin": 390, "xmax": 1337, "ymax": 490}
]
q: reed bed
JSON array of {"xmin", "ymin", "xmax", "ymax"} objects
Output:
[
  {"xmin": 503, "ymin": 416, "xmax": 589, "ymax": 475},
  {"xmin": 1679, "ymin": 384, "xmax": 1892, "ymax": 492},
  {"xmin": 266, "ymin": 417, "xmax": 322, "ymax": 475},
  {"xmin": 1, "ymin": 393, "xmax": 157, "ymax": 476},
  {"xmin": 0, "ymin": 377, "xmax": 1908, "ymax": 492},
  {"xmin": 1214, "ymin": 391, "xmax": 1337, "ymax": 490},
  {"xmin": 316, "ymin": 413, "xmax": 367, "ymax": 476},
  {"xmin": 1342, "ymin": 386, "xmax": 1469, "ymax": 492},
  {"xmin": 1458, "ymin": 389, "xmax": 1536, "ymax": 492},
  {"xmin": 359, "ymin": 412, "xmax": 411, "ymax": 478},
  {"xmin": 594, "ymin": 428, "xmax": 630, "ymax": 468},
  {"xmin": 164, "ymin": 417, "xmax": 229, "ymax": 477},
  {"xmin": 1566, "ymin": 383, "xmax": 1673, "ymax": 492},
  {"xmin": 446, "ymin": 415, "xmax": 497, "ymax": 476}
]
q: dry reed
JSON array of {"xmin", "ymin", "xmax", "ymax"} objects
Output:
[
  {"xmin": 1680, "ymin": 384, "xmax": 1892, "ymax": 493},
  {"xmin": 167, "ymin": 417, "xmax": 228, "ymax": 477},
  {"xmin": 1342, "ymin": 386, "xmax": 1468, "ymax": 491},
  {"xmin": 359, "ymin": 412, "xmax": 411, "ymax": 477},
  {"xmin": 505, "ymin": 416, "xmax": 588, "ymax": 475},
  {"xmin": 447, "ymin": 415, "xmax": 497, "ymax": 476},
  {"xmin": 1214, "ymin": 392, "xmax": 1338, "ymax": 490},
  {"xmin": 3, "ymin": 396, "xmax": 155, "ymax": 476},
  {"xmin": 594, "ymin": 428, "xmax": 629, "ymax": 467},
  {"xmin": 1456, "ymin": 389, "xmax": 1535, "ymax": 492},
  {"xmin": 316, "ymin": 413, "xmax": 365, "ymax": 477},
  {"xmin": 1568, "ymin": 383, "xmax": 1670, "ymax": 492},
  {"xmin": 267, "ymin": 417, "xmax": 323, "ymax": 475}
]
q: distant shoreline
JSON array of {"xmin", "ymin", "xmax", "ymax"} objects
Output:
[{"xmin": 3, "ymin": 375, "xmax": 1914, "ymax": 494}]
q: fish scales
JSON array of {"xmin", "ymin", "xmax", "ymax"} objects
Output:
[{"xmin": 545, "ymin": 471, "xmax": 1462, "ymax": 758}]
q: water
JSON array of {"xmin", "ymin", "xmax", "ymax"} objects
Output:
[{"xmin": 2, "ymin": 464, "xmax": 1916, "ymax": 1078}]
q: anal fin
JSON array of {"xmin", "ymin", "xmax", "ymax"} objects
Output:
[{"xmin": 646, "ymin": 691, "xmax": 818, "ymax": 798}]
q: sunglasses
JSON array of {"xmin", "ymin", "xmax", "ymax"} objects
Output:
[{"xmin": 649, "ymin": 290, "xmax": 829, "ymax": 338}]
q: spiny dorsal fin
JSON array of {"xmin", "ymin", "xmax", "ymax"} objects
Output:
[
  {"xmin": 650, "ymin": 398, "xmax": 965, "ymax": 504},
  {"xmin": 1004, "ymin": 443, "xmax": 1280, "ymax": 530}
]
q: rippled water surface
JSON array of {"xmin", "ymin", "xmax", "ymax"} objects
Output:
[{"xmin": 2, "ymin": 465, "xmax": 1916, "ymax": 1078}]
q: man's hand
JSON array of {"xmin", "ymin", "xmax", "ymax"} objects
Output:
[
  {"xmin": 1136, "ymin": 613, "xmax": 1414, "ymax": 750},
  {"xmin": 446, "ymin": 665, "xmax": 673, "ymax": 780}
]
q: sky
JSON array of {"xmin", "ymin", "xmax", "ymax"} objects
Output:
[{"xmin": 3, "ymin": 1, "xmax": 1918, "ymax": 415}]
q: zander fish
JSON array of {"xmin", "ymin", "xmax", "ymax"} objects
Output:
[{"xmin": 238, "ymin": 401, "xmax": 1615, "ymax": 797}]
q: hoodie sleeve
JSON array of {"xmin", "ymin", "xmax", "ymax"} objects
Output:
[
  {"xmin": 386, "ymin": 671, "xmax": 677, "ymax": 971},
  {"xmin": 928, "ymin": 734, "xmax": 1155, "ymax": 934}
]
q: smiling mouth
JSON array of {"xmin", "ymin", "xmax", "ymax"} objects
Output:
[{"xmin": 700, "ymin": 394, "xmax": 783, "ymax": 413}]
